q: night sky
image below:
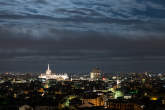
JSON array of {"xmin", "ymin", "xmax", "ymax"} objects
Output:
[{"xmin": 0, "ymin": 0, "xmax": 165, "ymax": 72}]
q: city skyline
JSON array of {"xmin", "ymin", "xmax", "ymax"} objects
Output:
[
  {"xmin": 0, "ymin": 1, "xmax": 165, "ymax": 110},
  {"xmin": 0, "ymin": 0, "xmax": 165, "ymax": 72}
]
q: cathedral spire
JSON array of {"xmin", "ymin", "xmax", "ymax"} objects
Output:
[
  {"xmin": 48, "ymin": 64, "xmax": 50, "ymax": 70},
  {"xmin": 46, "ymin": 64, "xmax": 51, "ymax": 75}
]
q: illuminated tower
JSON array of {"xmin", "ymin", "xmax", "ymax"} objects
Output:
[
  {"xmin": 117, "ymin": 79, "xmax": 121, "ymax": 88},
  {"xmin": 46, "ymin": 64, "xmax": 51, "ymax": 75},
  {"xmin": 116, "ymin": 74, "xmax": 121, "ymax": 88}
]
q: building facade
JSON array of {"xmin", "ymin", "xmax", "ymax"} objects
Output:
[
  {"xmin": 38, "ymin": 64, "xmax": 68, "ymax": 80},
  {"xmin": 90, "ymin": 67, "xmax": 101, "ymax": 80}
]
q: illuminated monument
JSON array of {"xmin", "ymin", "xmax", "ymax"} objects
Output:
[{"xmin": 38, "ymin": 64, "xmax": 68, "ymax": 80}]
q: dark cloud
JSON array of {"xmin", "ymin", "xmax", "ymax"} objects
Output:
[
  {"xmin": 0, "ymin": 0, "xmax": 165, "ymax": 72},
  {"xmin": 0, "ymin": 28, "xmax": 165, "ymax": 72}
]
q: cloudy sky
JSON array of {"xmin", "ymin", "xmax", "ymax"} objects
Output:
[{"xmin": 0, "ymin": 0, "xmax": 165, "ymax": 72}]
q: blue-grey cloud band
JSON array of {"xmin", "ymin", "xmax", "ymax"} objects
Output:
[{"xmin": 0, "ymin": 0, "xmax": 165, "ymax": 72}]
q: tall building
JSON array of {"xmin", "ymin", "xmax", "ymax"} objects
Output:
[
  {"xmin": 90, "ymin": 67, "xmax": 101, "ymax": 80},
  {"xmin": 46, "ymin": 64, "xmax": 51, "ymax": 75},
  {"xmin": 38, "ymin": 64, "xmax": 68, "ymax": 80}
]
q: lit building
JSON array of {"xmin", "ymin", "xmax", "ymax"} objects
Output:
[
  {"xmin": 81, "ymin": 94, "xmax": 104, "ymax": 107},
  {"xmin": 114, "ymin": 90, "xmax": 124, "ymax": 99},
  {"xmin": 38, "ymin": 64, "xmax": 68, "ymax": 80},
  {"xmin": 106, "ymin": 100, "xmax": 143, "ymax": 110},
  {"xmin": 90, "ymin": 67, "xmax": 101, "ymax": 80}
]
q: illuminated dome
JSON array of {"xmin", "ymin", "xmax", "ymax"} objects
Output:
[
  {"xmin": 92, "ymin": 67, "xmax": 101, "ymax": 73},
  {"xmin": 90, "ymin": 67, "xmax": 101, "ymax": 80}
]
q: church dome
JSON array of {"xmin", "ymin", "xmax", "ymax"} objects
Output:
[{"xmin": 92, "ymin": 67, "xmax": 101, "ymax": 73}]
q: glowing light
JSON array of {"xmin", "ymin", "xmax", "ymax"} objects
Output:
[
  {"xmin": 114, "ymin": 91, "xmax": 124, "ymax": 99},
  {"xmin": 151, "ymin": 97, "xmax": 158, "ymax": 101},
  {"xmin": 38, "ymin": 88, "xmax": 44, "ymax": 93},
  {"xmin": 39, "ymin": 64, "xmax": 68, "ymax": 80}
]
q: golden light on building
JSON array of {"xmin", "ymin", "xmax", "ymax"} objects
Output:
[
  {"xmin": 44, "ymin": 83, "xmax": 49, "ymax": 88},
  {"xmin": 82, "ymin": 96, "xmax": 104, "ymax": 107},
  {"xmin": 150, "ymin": 97, "xmax": 158, "ymax": 101},
  {"xmin": 55, "ymin": 91, "xmax": 62, "ymax": 95},
  {"xmin": 38, "ymin": 88, "xmax": 44, "ymax": 93},
  {"xmin": 13, "ymin": 93, "xmax": 17, "ymax": 98},
  {"xmin": 24, "ymin": 91, "xmax": 29, "ymax": 95}
]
